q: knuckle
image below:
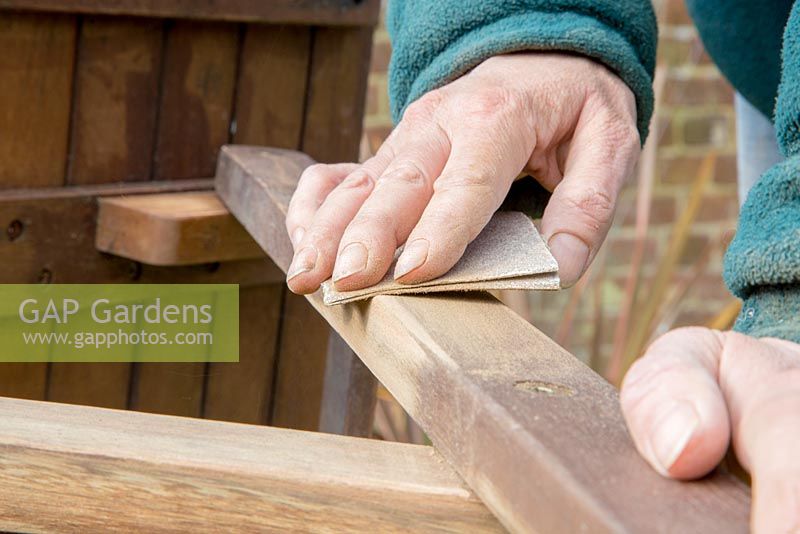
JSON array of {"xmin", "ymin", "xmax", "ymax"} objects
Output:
[
  {"xmin": 560, "ymin": 187, "xmax": 615, "ymax": 231},
  {"xmin": 463, "ymin": 86, "xmax": 517, "ymax": 119},
  {"xmin": 335, "ymin": 168, "xmax": 376, "ymax": 192},
  {"xmin": 402, "ymin": 90, "xmax": 444, "ymax": 124},
  {"xmin": 379, "ymin": 161, "xmax": 430, "ymax": 190}
]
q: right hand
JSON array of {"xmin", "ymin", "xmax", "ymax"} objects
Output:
[{"xmin": 285, "ymin": 53, "xmax": 641, "ymax": 293}]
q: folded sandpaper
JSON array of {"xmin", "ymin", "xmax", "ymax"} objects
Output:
[{"xmin": 321, "ymin": 211, "xmax": 560, "ymax": 305}]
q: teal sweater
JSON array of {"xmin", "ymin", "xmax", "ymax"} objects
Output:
[{"xmin": 387, "ymin": 0, "xmax": 800, "ymax": 343}]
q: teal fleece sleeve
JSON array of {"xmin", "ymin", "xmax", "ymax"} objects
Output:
[
  {"xmin": 723, "ymin": 1, "xmax": 800, "ymax": 343},
  {"xmin": 685, "ymin": 0, "xmax": 793, "ymax": 120},
  {"xmin": 386, "ymin": 0, "xmax": 658, "ymax": 143}
]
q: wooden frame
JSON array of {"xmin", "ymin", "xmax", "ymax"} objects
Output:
[
  {"xmin": 0, "ymin": 0, "xmax": 380, "ymax": 26},
  {"xmin": 215, "ymin": 145, "xmax": 751, "ymax": 533},
  {"xmin": 0, "ymin": 1, "xmax": 378, "ymax": 432},
  {"xmin": 0, "ymin": 396, "xmax": 501, "ymax": 532}
]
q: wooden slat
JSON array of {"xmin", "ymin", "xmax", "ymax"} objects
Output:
[
  {"xmin": 154, "ymin": 20, "xmax": 238, "ymax": 180},
  {"xmin": 269, "ymin": 290, "xmax": 332, "ymax": 430},
  {"xmin": 268, "ymin": 25, "xmax": 377, "ymax": 433},
  {"xmin": 0, "ymin": 396, "xmax": 502, "ymax": 532},
  {"xmin": 302, "ymin": 26, "xmax": 373, "ymax": 163},
  {"xmin": 216, "ymin": 146, "xmax": 752, "ymax": 534},
  {"xmin": 96, "ymin": 191, "xmax": 264, "ymax": 265},
  {"xmin": 202, "ymin": 284, "xmax": 283, "ymax": 424},
  {"xmin": 0, "ymin": 12, "xmax": 75, "ymax": 188},
  {"xmin": 49, "ymin": 17, "xmax": 164, "ymax": 409},
  {"xmin": 0, "ymin": 0, "xmax": 381, "ymax": 27},
  {"xmin": 130, "ymin": 20, "xmax": 241, "ymax": 418},
  {"xmin": 0, "ymin": 12, "xmax": 76, "ymax": 398},
  {"xmin": 319, "ymin": 331, "xmax": 378, "ymax": 437},
  {"xmin": 233, "ymin": 24, "xmax": 311, "ymax": 150},
  {"xmin": 67, "ymin": 16, "xmax": 163, "ymax": 184}
]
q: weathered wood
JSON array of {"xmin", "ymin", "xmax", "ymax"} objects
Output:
[
  {"xmin": 216, "ymin": 146, "xmax": 752, "ymax": 534},
  {"xmin": 319, "ymin": 331, "xmax": 378, "ymax": 437},
  {"xmin": 0, "ymin": 12, "xmax": 75, "ymax": 188},
  {"xmin": 67, "ymin": 16, "xmax": 163, "ymax": 184},
  {"xmin": 154, "ymin": 20, "xmax": 238, "ymax": 180},
  {"xmin": 203, "ymin": 284, "xmax": 282, "ymax": 424},
  {"xmin": 0, "ymin": 0, "xmax": 381, "ymax": 27},
  {"xmin": 0, "ymin": 396, "xmax": 502, "ymax": 533},
  {"xmin": 50, "ymin": 18, "xmax": 164, "ymax": 408},
  {"xmin": 133, "ymin": 20, "xmax": 240, "ymax": 417},
  {"xmin": 269, "ymin": 25, "xmax": 379, "ymax": 433},
  {"xmin": 0, "ymin": 181, "xmax": 283, "ymax": 285},
  {"xmin": 302, "ymin": 26, "xmax": 373, "ymax": 163},
  {"xmin": 233, "ymin": 24, "xmax": 311, "ymax": 150},
  {"xmin": 96, "ymin": 191, "xmax": 264, "ymax": 265}
]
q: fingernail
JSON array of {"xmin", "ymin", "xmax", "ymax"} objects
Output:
[
  {"xmin": 290, "ymin": 227, "xmax": 305, "ymax": 250},
  {"xmin": 394, "ymin": 239, "xmax": 429, "ymax": 280},
  {"xmin": 548, "ymin": 233, "xmax": 589, "ymax": 288},
  {"xmin": 287, "ymin": 246, "xmax": 317, "ymax": 281},
  {"xmin": 333, "ymin": 242, "xmax": 368, "ymax": 282},
  {"xmin": 649, "ymin": 401, "xmax": 699, "ymax": 476}
]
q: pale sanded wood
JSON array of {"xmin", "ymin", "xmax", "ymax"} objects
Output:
[
  {"xmin": 216, "ymin": 146, "xmax": 751, "ymax": 534},
  {"xmin": 0, "ymin": 0, "xmax": 380, "ymax": 26},
  {"xmin": 0, "ymin": 396, "xmax": 502, "ymax": 533},
  {"xmin": 96, "ymin": 191, "xmax": 264, "ymax": 266}
]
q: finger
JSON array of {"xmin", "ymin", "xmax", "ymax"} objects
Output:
[
  {"xmin": 331, "ymin": 128, "xmax": 450, "ymax": 290},
  {"xmin": 286, "ymin": 151, "xmax": 392, "ymax": 294},
  {"xmin": 719, "ymin": 334, "xmax": 800, "ymax": 534},
  {"xmin": 390, "ymin": 132, "xmax": 525, "ymax": 284},
  {"xmin": 286, "ymin": 163, "xmax": 360, "ymax": 249},
  {"xmin": 540, "ymin": 107, "xmax": 640, "ymax": 287},
  {"xmin": 620, "ymin": 327, "xmax": 731, "ymax": 480}
]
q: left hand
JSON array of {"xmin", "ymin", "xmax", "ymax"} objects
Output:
[{"xmin": 620, "ymin": 327, "xmax": 800, "ymax": 533}]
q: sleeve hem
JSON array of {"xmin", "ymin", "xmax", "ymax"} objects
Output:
[
  {"xmin": 390, "ymin": 10, "xmax": 655, "ymax": 144},
  {"xmin": 733, "ymin": 284, "xmax": 800, "ymax": 344}
]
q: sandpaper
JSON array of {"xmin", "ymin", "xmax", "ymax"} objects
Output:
[{"xmin": 321, "ymin": 211, "xmax": 560, "ymax": 305}]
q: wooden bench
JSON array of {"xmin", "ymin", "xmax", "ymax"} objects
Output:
[
  {"xmin": 0, "ymin": 145, "xmax": 751, "ymax": 532},
  {"xmin": 0, "ymin": 1, "xmax": 752, "ymax": 530},
  {"xmin": 0, "ymin": 0, "xmax": 378, "ymax": 435}
]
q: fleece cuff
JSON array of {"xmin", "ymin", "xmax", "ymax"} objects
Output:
[
  {"xmin": 733, "ymin": 284, "xmax": 800, "ymax": 344},
  {"xmin": 389, "ymin": 10, "xmax": 655, "ymax": 144}
]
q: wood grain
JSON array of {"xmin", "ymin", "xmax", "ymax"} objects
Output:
[
  {"xmin": 134, "ymin": 19, "xmax": 239, "ymax": 417},
  {"xmin": 203, "ymin": 284, "xmax": 282, "ymax": 424},
  {"xmin": 272, "ymin": 25, "xmax": 378, "ymax": 434},
  {"xmin": 0, "ymin": 12, "xmax": 75, "ymax": 187},
  {"xmin": 0, "ymin": 0, "xmax": 381, "ymax": 27},
  {"xmin": 216, "ymin": 146, "xmax": 752, "ymax": 534},
  {"xmin": 0, "ymin": 181, "xmax": 282, "ymax": 286},
  {"xmin": 50, "ymin": 17, "xmax": 164, "ymax": 408},
  {"xmin": 319, "ymin": 331, "xmax": 377, "ymax": 437},
  {"xmin": 301, "ymin": 26, "xmax": 373, "ymax": 163},
  {"xmin": 154, "ymin": 20, "xmax": 238, "ymax": 180},
  {"xmin": 96, "ymin": 191, "xmax": 264, "ymax": 265},
  {"xmin": 233, "ymin": 24, "xmax": 311, "ymax": 150},
  {"xmin": 0, "ymin": 396, "xmax": 501, "ymax": 533},
  {"xmin": 67, "ymin": 16, "xmax": 163, "ymax": 184}
]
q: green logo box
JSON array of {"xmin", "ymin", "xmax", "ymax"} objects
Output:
[{"xmin": 0, "ymin": 284, "xmax": 239, "ymax": 362}]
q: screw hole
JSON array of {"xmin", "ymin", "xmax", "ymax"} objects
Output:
[{"xmin": 7, "ymin": 219, "xmax": 23, "ymax": 241}]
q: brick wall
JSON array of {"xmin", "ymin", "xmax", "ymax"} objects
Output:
[{"xmin": 360, "ymin": 0, "xmax": 740, "ymax": 370}]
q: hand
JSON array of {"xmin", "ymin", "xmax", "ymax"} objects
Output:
[
  {"xmin": 621, "ymin": 327, "xmax": 800, "ymax": 533},
  {"xmin": 284, "ymin": 53, "xmax": 641, "ymax": 293}
]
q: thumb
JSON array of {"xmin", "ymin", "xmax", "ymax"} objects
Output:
[
  {"xmin": 620, "ymin": 327, "xmax": 731, "ymax": 479},
  {"xmin": 540, "ymin": 107, "xmax": 639, "ymax": 287}
]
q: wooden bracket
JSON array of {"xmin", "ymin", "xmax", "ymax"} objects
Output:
[{"xmin": 96, "ymin": 191, "xmax": 265, "ymax": 266}]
